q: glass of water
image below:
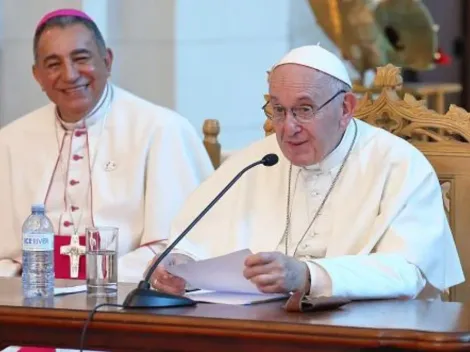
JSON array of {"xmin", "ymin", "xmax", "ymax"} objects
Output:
[{"xmin": 85, "ymin": 226, "xmax": 118, "ymax": 297}]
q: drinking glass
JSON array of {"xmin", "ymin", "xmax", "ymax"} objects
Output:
[{"xmin": 85, "ymin": 226, "xmax": 118, "ymax": 297}]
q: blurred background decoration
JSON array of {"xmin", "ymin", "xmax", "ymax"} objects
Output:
[
  {"xmin": 306, "ymin": 0, "xmax": 458, "ymax": 114},
  {"xmin": 307, "ymin": 0, "xmax": 450, "ymax": 86}
]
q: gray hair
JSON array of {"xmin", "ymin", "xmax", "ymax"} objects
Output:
[
  {"xmin": 316, "ymin": 69, "xmax": 351, "ymax": 94},
  {"xmin": 33, "ymin": 15, "xmax": 107, "ymax": 62}
]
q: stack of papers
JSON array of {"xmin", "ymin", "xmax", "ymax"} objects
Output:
[
  {"xmin": 167, "ymin": 249, "xmax": 288, "ymax": 305},
  {"xmin": 54, "ymin": 285, "xmax": 87, "ymax": 296}
]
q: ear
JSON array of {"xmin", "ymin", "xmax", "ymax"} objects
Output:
[
  {"xmin": 340, "ymin": 91, "xmax": 356, "ymax": 128},
  {"xmin": 32, "ymin": 64, "xmax": 44, "ymax": 91},
  {"xmin": 104, "ymin": 48, "xmax": 114, "ymax": 75}
]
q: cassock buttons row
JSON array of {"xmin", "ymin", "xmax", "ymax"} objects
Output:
[
  {"xmin": 74, "ymin": 130, "xmax": 86, "ymax": 137},
  {"xmin": 69, "ymin": 179, "xmax": 80, "ymax": 186}
]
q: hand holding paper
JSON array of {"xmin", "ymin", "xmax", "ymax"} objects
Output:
[
  {"xmin": 243, "ymin": 251, "xmax": 310, "ymax": 293},
  {"xmin": 166, "ymin": 249, "xmax": 288, "ymax": 304},
  {"xmin": 150, "ymin": 253, "xmax": 193, "ymax": 295},
  {"xmin": 167, "ymin": 249, "xmax": 260, "ymax": 294}
]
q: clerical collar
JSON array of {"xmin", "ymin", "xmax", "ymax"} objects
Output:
[
  {"xmin": 302, "ymin": 119, "xmax": 356, "ymax": 173},
  {"xmin": 56, "ymin": 83, "xmax": 112, "ymax": 131}
]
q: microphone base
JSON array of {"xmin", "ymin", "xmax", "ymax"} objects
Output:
[{"xmin": 122, "ymin": 288, "xmax": 197, "ymax": 309}]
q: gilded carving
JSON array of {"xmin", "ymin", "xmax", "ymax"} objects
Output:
[{"xmin": 354, "ymin": 65, "xmax": 470, "ymax": 144}]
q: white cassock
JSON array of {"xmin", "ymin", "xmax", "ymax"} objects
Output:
[
  {"xmin": 169, "ymin": 118, "xmax": 464, "ymax": 300},
  {"xmin": 0, "ymin": 82, "xmax": 214, "ymax": 284}
]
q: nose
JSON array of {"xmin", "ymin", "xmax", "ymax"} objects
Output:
[
  {"xmin": 61, "ymin": 61, "xmax": 80, "ymax": 82},
  {"xmin": 283, "ymin": 111, "xmax": 301, "ymax": 137}
]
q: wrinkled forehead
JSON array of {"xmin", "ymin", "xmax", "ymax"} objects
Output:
[
  {"xmin": 37, "ymin": 24, "xmax": 95, "ymax": 55},
  {"xmin": 268, "ymin": 64, "xmax": 330, "ymax": 103}
]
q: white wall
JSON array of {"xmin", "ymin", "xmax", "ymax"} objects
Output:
[
  {"xmin": 174, "ymin": 0, "xmax": 291, "ymax": 150},
  {"xmin": 0, "ymin": 0, "xmax": 352, "ymax": 151},
  {"xmin": 0, "ymin": 0, "xmax": 83, "ymax": 127},
  {"xmin": 106, "ymin": 0, "xmax": 177, "ymax": 109}
]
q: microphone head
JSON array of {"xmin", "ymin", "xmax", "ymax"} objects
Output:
[{"xmin": 261, "ymin": 153, "xmax": 279, "ymax": 167}]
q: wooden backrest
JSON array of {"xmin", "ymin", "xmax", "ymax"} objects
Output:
[
  {"xmin": 202, "ymin": 117, "xmax": 273, "ymax": 169},
  {"xmin": 353, "ymin": 64, "xmax": 470, "ymax": 302},
  {"xmin": 202, "ymin": 119, "xmax": 221, "ymax": 169}
]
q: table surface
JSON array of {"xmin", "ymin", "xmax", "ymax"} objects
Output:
[{"xmin": 1, "ymin": 278, "xmax": 470, "ymax": 351}]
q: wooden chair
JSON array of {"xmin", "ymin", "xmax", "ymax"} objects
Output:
[
  {"xmin": 351, "ymin": 64, "xmax": 470, "ymax": 302},
  {"xmin": 202, "ymin": 119, "xmax": 221, "ymax": 169},
  {"xmin": 202, "ymin": 119, "xmax": 272, "ymax": 169}
]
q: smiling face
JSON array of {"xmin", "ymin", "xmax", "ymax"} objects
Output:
[
  {"xmin": 32, "ymin": 23, "xmax": 113, "ymax": 122},
  {"xmin": 268, "ymin": 64, "xmax": 356, "ymax": 166}
]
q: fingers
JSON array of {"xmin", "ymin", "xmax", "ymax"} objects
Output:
[
  {"xmin": 151, "ymin": 264, "xmax": 186, "ymax": 295},
  {"xmin": 249, "ymin": 273, "xmax": 284, "ymax": 294},
  {"xmin": 243, "ymin": 252, "xmax": 292, "ymax": 294},
  {"xmin": 154, "ymin": 279, "xmax": 186, "ymax": 296},
  {"xmin": 244, "ymin": 252, "xmax": 277, "ymax": 267},
  {"xmin": 243, "ymin": 260, "xmax": 277, "ymax": 280},
  {"xmin": 249, "ymin": 272, "xmax": 286, "ymax": 294},
  {"xmin": 249, "ymin": 273, "xmax": 277, "ymax": 287},
  {"xmin": 256, "ymin": 284, "xmax": 282, "ymax": 294}
]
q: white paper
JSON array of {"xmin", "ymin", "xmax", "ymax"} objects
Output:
[
  {"xmin": 167, "ymin": 249, "xmax": 262, "ymax": 294},
  {"xmin": 54, "ymin": 284, "xmax": 87, "ymax": 296},
  {"xmin": 186, "ymin": 289, "xmax": 286, "ymax": 305}
]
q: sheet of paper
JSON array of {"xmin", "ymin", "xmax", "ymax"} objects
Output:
[
  {"xmin": 167, "ymin": 249, "xmax": 263, "ymax": 294},
  {"xmin": 54, "ymin": 284, "xmax": 87, "ymax": 296},
  {"xmin": 186, "ymin": 290, "xmax": 287, "ymax": 305}
]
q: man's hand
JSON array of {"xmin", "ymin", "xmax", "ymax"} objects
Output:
[
  {"xmin": 0, "ymin": 259, "xmax": 21, "ymax": 277},
  {"xmin": 148, "ymin": 253, "xmax": 194, "ymax": 295},
  {"xmin": 243, "ymin": 251, "xmax": 309, "ymax": 294}
]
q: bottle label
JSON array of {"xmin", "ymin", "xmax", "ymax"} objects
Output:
[{"xmin": 23, "ymin": 232, "xmax": 54, "ymax": 251}]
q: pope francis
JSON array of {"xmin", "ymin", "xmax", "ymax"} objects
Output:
[{"xmin": 152, "ymin": 45, "xmax": 464, "ymax": 303}]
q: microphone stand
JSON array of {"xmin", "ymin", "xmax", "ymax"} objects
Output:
[{"xmin": 122, "ymin": 154, "xmax": 278, "ymax": 309}]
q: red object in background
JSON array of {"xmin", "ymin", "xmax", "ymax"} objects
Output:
[{"xmin": 434, "ymin": 48, "xmax": 452, "ymax": 65}]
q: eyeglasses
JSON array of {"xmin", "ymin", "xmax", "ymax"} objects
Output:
[{"xmin": 262, "ymin": 90, "xmax": 346, "ymax": 124}]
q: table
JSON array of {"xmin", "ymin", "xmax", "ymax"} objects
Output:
[{"xmin": 1, "ymin": 278, "xmax": 470, "ymax": 351}]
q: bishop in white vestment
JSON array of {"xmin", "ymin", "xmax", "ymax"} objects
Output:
[
  {"xmin": 0, "ymin": 9, "xmax": 213, "ymax": 283},
  {"xmin": 153, "ymin": 45, "xmax": 464, "ymax": 302},
  {"xmin": 0, "ymin": 7, "xmax": 214, "ymax": 352}
]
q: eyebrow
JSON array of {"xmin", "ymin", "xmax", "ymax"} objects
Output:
[
  {"xmin": 296, "ymin": 97, "xmax": 314, "ymax": 104},
  {"xmin": 270, "ymin": 97, "xmax": 315, "ymax": 106},
  {"xmin": 42, "ymin": 48, "xmax": 92, "ymax": 64}
]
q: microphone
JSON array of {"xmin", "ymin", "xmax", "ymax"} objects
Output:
[{"xmin": 122, "ymin": 153, "xmax": 279, "ymax": 309}]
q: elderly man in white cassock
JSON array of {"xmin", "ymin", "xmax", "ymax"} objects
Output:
[
  {"xmin": 0, "ymin": 8, "xmax": 213, "ymax": 286},
  {"xmin": 151, "ymin": 45, "xmax": 464, "ymax": 303}
]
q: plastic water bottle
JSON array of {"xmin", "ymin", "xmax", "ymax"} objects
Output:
[{"xmin": 22, "ymin": 204, "xmax": 55, "ymax": 298}]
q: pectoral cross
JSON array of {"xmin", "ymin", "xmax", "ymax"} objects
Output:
[{"xmin": 60, "ymin": 234, "xmax": 86, "ymax": 278}]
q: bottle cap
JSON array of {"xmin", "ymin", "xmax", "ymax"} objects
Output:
[{"xmin": 31, "ymin": 204, "xmax": 45, "ymax": 212}]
